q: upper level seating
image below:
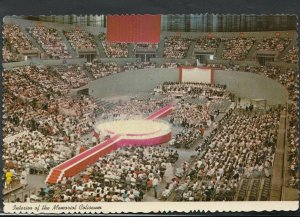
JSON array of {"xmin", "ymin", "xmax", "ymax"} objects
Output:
[
  {"xmin": 282, "ymin": 46, "xmax": 298, "ymax": 64},
  {"xmin": 64, "ymin": 29, "xmax": 96, "ymax": 50},
  {"xmin": 160, "ymin": 62, "xmax": 178, "ymax": 68},
  {"xmin": 2, "ymin": 46, "xmax": 20, "ymax": 63},
  {"xmin": 3, "ymin": 24, "xmax": 37, "ymax": 62},
  {"xmin": 134, "ymin": 43, "xmax": 158, "ymax": 50},
  {"xmin": 163, "ymin": 36, "xmax": 192, "ymax": 58},
  {"xmin": 29, "ymin": 27, "xmax": 72, "ymax": 59},
  {"xmin": 53, "ymin": 65, "xmax": 91, "ymax": 88},
  {"xmin": 257, "ymin": 37, "xmax": 291, "ymax": 52},
  {"xmin": 102, "ymin": 41, "xmax": 129, "ymax": 58},
  {"xmin": 3, "ymin": 24, "xmax": 35, "ymax": 52},
  {"xmin": 123, "ymin": 61, "xmax": 156, "ymax": 71},
  {"xmin": 221, "ymin": 37, "xmax": 255, "ymax": 60},
  {"xmin": 194, "ymin": 37, "xmax": 220, "ymax": 50},
  {"xmin": 85, "ymin": 62, "xmax": 121, "ymax": 79}
]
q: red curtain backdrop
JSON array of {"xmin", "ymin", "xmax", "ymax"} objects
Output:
[{"xmin": 107, "ymin": 15, "xmax": 161, "ymax": 43}]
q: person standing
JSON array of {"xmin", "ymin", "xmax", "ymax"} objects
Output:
[
  {"xmin": 20, "ymin": 169, "xmax": 28, "ymax": 189},
  {"xmin": 5, "ymin": 170, "xmax": 13, "ymax": 190},
  {"xmin": 152, "ymin": 176, "xmax": 160, "ymax": 199}
]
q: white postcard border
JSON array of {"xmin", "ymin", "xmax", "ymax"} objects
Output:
[{"xmin": 4, "ymin": 201, "xmax": 299, "ymax": 214}]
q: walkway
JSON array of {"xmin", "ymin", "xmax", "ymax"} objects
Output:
[
  {"xmin": 157, "ymin": 35, "xmax": 165, "ymax": 58},
  {"xmin": 185, "ymin": 39, "xmax": 197, "ymax": 58},
  {"xmin": 128, "ymin": 44, "xmax": 135, "ymax": 58},
  {"xmin": 270, "ymin": 111, "xmax": 286, "ymax": 200},
  {"xmin": 57, "ymin": 30, "xmax": 78, "ymax": 58},
  {"xmin": 246, "ymin": 40, "xmax": 259, "ymax": 61},
  {"xmin": 94, "ymin": 35, "xmax": 107, "ymax": 58}
]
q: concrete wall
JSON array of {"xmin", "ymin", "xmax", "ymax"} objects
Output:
[
  {"xmin": 3, "ymin": 58, "xmax": 86, "ymax": 69},
  {"xmin": 150, "ymin": 58, "xmax": 196, "ymax": 66},
  {"xmin": 87, "ymin": 68, "xmax": 179, "ymax": 98},
  {"xmin": 98, "ymin": 58, "xmax": 141, "ymax": 64},
  {"xmin": 214, "ymin": 70, "xmax": 289, "ymax": 105},
  {"xmin": 86, "ymin": 68, "xmax": 288, "ymax": 105}
]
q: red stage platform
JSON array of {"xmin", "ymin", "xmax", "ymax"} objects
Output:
[{"xmin": 46, "ymin": 105, "xmax": 173, "ymax": 184}]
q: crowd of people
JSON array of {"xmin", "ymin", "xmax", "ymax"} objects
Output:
[
  {"xmin": 102, "ymin": 41, "xmax": 129, "ymax": 58},
  {"xmin": 103, "ymin": 96, "xmax": 173, "ymax": 120},
  {"xmin": 123, "ymin": 61, "xmax": 156, "ymax": 71},
  {"xmin": 3, "ymin": 46, "xmax": 20, "ymax": 63},
  {"xmin": 221, "ymin": 37, "xmax": 256, "ymax": 60},
  {"xmin": 64, "ymin": 29, "xmax": 96, "ymax": 50},
  {"xmin": 53, "ymin": 65, "xmax": 91, "ymax": 88},
  {"xmin": 29, "ymin": 27, "xmax": 72, "ymax": 59},
  {"xmin": 85, "ymin": 62, "xmax": 121, "ymax": 79},
  {"xmin": 160, "ymin": 82, "xmax": 231, "ymax": 150},
  {"xmin": 160, "ymin": 62, "xmax": 178, "ymax": 68},
  {"xmin": 257, "ymin": 37, "xmax": 291, "ymax": 52},
  {"xmin": 194, "ymin": 37, "xmax": 220, "ymax": 51},
  {"xmin": 3, "ymin": 65, "xmax": 99, "ymax": 184},
  {"xmin": 3, "ymin": 24, "xmax": 35, "ymax": 53},
  {"xmin": 160, "ymin": 81, "xmax": 230, "ymax": 99},
  {"xmin": 163, "ymin": 36, "xmax": 192, "ymax": 58},
  {"xmin": 134, "ymin": 43, "xmax": 158, "ymax": 51},
  {"xmin": 2, "ymin": 25, "xmax": 297, "ymax": 202},
  {"xmin": 23, "ymin": 146, "xmax": 179, "ymax": 202},
  {"xmin": 287, "ymin": 104, "xmax": 298, "ymax": 189},
  {"xmin": 172, "ymin": 107, "xmax": 280, "ymax": 201},
  {"xmin": 282, "ymin": 46, "xmax": 298, "ymax": 64}
]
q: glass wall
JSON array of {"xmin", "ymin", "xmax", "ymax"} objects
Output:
[
  {"xmin": 26, "ymin": 15, "xmax": 106, "ymax": 27},
  {"xmin": 24, "ymin": 14, "xmax": 297, "ymax": 32},
  {"xmin": 161, "ymin": 14, "xmax": 297, "ymax": 32}
]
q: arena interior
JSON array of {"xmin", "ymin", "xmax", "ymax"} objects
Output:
[{"xmin": 2, "ymin": 14, "xmax": 299, "ymax": 202}]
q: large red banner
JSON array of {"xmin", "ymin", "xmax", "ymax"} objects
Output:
[{"xmin": 107, "ymin": 15, "xmax": 161, "ymax": 43}]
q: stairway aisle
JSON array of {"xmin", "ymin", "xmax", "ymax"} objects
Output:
[
  {"xmin": 215, "ymin": 41, "xmax": 225, "ymax": 60},
  {"xmin": 57, "ymin": 30, "xmax": 78, "ymax": 58},
  {"xmin": 157, "ymin": 35, "xmax": 166, "ymax": 58},
  {"xmin": 128, "ymin": 43, "xmax": 135, "ymax": 58},
  {"xmin": 94, "ymin": 35, "xmax": 107, "ymax": 58},
  {"xmin": 20, "ymin": 26, "xmax": 45, "ymax": 54},
  {"xmin": 246, "ymin": 40, "xmax": 259, "ymax": 60},
  {"xmin": 185, "ymin": 39, "xmax": 196, "ymax": 58}
]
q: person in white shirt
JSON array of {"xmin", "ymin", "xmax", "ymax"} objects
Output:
[{"xmin": 20, "ymin": 169, "xmax": 28, "ymax": 189}]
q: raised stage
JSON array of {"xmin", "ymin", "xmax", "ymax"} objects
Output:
[{"xmin": 46, "ymin": 104, "xmax": 173, "ymax": 184}]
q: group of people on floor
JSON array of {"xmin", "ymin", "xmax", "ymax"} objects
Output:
[
  {"xmin": 18, "ymin": 146, "xmax": 178, "ymax": 202},
  {"xmin": 173, "ymin": 108, "xmax": 281, "ymax": 201}
]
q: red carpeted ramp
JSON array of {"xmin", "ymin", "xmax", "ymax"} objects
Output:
[
  {"xmin": 146, "ymin": 104, "xmax": 173, "ymax": 120},
  {"xmin": 46, "ymin": 135, "xmax": 121, "ymax": 184}
]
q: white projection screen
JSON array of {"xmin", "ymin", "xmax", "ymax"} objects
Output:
[{"xmin": 180, "ymin": 67, "xmax": 213, "ymax": 83}]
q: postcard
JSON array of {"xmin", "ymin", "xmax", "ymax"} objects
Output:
[{"xmin": 2, "ymin": 14, "xmax": 298, "ymax": 214}]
